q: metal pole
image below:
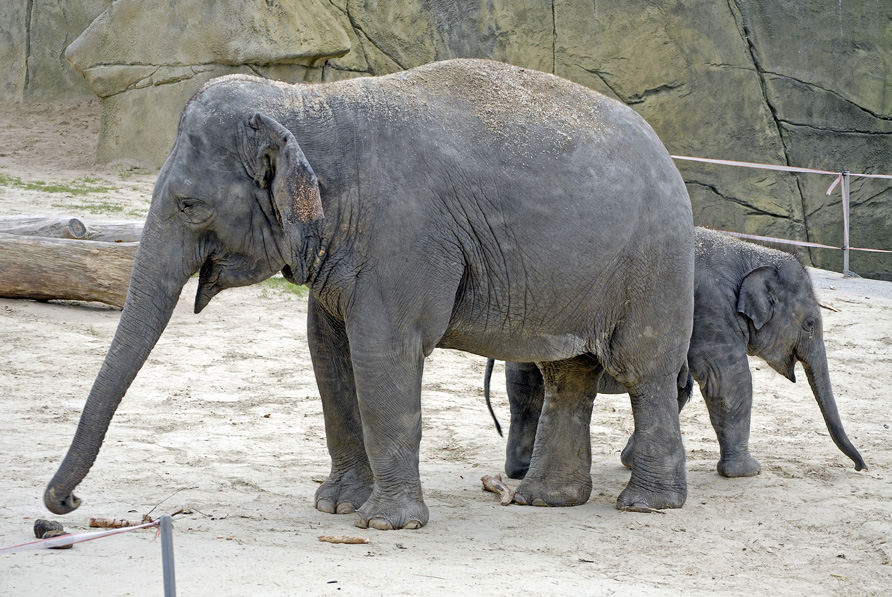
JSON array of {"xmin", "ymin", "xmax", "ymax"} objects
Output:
[
  {"xmin": 159, "ymin": 516, "xmax": 176, "ymax": 597},
  {"xmin": 842, "ymin": 171, "xmax": 852, "ymax": 277}
]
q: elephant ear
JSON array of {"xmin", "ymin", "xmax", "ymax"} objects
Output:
[
  {"xmin": 238, "ymin": 113, "xmax": 323, "ymax": 283},
  {"xmin": 737, "ymin": 266, "xmax": 778, "ymax": 330}
]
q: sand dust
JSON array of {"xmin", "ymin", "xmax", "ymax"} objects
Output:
[{"xmin": 1, "ymin": 100, "xmax": 890, "ymax": 596}]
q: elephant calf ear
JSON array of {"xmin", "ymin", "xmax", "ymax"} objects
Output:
[
  {"xmin": 239, "ymin": 113, "xmax": 323, "ymax": 281},
  {"xmin": 737, "ymin": 265, "xmax": 778, "ymax": 330}
]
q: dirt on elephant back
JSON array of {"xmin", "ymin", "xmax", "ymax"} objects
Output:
[{"xmin": 1, "ymin": 100, "xmax": 891, "ymax": 596}]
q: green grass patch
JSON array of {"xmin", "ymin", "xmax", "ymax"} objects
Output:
[
  {"xmin": 118, "ymin": 166, "xmax": 150, "ymax": 180},
  {"xmin": 260, "ymin": 276, "xmax": 309, "ymax": 298},
  {"xmin": 50, "ymin": 199, "xmax": 127, "ymax": 215},
  {"xmin": 0, "ymin": 174, "xmax": 116, "ymax": 195}
]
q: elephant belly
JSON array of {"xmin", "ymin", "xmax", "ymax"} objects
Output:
[
  {"xmin": 436, "ymin": 295, "xmax": 600, "ymax": 363},
  {"xmin": 437, "ymin": 327, "xmax": 590, "ymax": 363}
]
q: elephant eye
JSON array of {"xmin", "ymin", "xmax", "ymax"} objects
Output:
[
  {"xmin": 801, "ymin": 316, "xmax": 816, "ymax": 333},
  {"xmin": 176, "ymin": 197, "xmax": 213, "ymax": 225}
]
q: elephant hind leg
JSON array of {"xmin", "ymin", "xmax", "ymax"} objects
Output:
[
  {"xmin": 514, "ymin": 355, "xmax": 602, "ymax": 507},
  {"xmin": 620, "ymin": 365, "xmax": 694, "ymax": 469},
  {"xmin": 615, "ymin": 371, "xmax": 688, "ymax": 511}
]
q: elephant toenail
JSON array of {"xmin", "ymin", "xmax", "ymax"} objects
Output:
[
  {"xmin": 531, "ymin": 498, "xmax": 548, "ymax": 507},
  {"xmin": 315, "ymin": 499, "xmax": 336, "ymax": 514},
  {"xmin": 368, "ymin": 517, "xmax": 394, "ymax": 531},
  {"xmin": 336, "ymin": 502, "xmax": 355, "ymax": 514}
]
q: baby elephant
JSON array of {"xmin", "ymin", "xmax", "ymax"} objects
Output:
[{"xmin": 486, "ymin": 227, "xmax": 866, "ymax": 479}]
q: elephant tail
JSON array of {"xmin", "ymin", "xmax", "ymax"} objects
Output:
[
  {"xmin": 483, "ymin": 358, "xmax": 503, "ymax": 437},
  {"xmin": 677, "ymin": 361, "xmax": 694, "ymax": 412}
]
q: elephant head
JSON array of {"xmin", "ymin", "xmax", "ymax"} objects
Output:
[
  {"xmin": 44, "ymin": 83, "xmax": 324, "ymax": 514},
  {"xmin": 737, "ymin": 261, "xmax": 866, "ymax": 470}
]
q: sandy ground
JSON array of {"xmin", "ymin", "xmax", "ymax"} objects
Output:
[{"xmin": 1, "ymin": 101, "xmax": 891, "ymax": 596}]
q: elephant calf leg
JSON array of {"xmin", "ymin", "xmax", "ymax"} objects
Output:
[
  {"xmin": 698, "ymin": 361, "xmax": 761, "ymax": 478},
  {"xmin": 514, "ymin": 357, "xmax": 600, "ymax": 507}
]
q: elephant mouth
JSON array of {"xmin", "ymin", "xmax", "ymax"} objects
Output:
[
  {"xmin": 194, "ymin": 252, "xmax": 285, "ymax": 313},
  {"xmin": 769, "ymin": 354, "xmax": 797, "ymax": 383},
  {"xmin": 195, "ymin": 259, "xmax": 223, "ymax": 314}
]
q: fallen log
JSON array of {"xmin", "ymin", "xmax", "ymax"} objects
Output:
[
  {"xmin": 0, "ymin": 215, "xmax": 144, "ymax": 242},
  {"xmin": 0, "ymin": 233, "xmax": 137, "ymax": 308}
]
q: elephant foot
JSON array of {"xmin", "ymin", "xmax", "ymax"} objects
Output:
[
  {"xmin": 514, "ymin": 475, "xmax": 592, "ymax": 507},
  {"xmin": 504, "ymin": 457, "xmax": 530, "ymax": 480},
  {"xmin": 620, "ymin": 435, "xmax": 635, "ymax": 469},
  {"xmin": 616, "ymin": 478, "xmax": 686, "ymax": 512},
  {"xmin": 717, "ymin": 454, "xmax": 761, "ymax": 478},
  {"xmin": 354, "ymin": 487, "xmax": 429, "ymax": 530},
  {"xmin": 314, "ymin": 469, "xmax": 374, "ymax": 515}
]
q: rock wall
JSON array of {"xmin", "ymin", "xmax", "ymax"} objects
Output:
[
  {"xmin": 0, "ymin": 1, "xmax": 113, "ymax": 101},
  {"xmin": 3, "ymin": 0, "xmax": 891, "ymax": 278}
]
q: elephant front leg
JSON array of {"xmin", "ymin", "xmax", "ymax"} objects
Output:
[
  {"xmin": 514, "ymin": 357, "xmax": 600, "ymax": 507},
  {"xmin": 349, "ymin": 339, "xmax": 429, "ymax": 530},
  {"xmin": 616, "ymin": 373, "xmax": 688, "ymax": 511},
  {"xmin": 694, "ymin": 353, "xmax": 761, "ymax": 478},
  {"xmin": 308, "ymin": 296, "xmax": 374, "ymax": 515}
]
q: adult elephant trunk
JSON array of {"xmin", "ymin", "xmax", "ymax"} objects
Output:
[
  {"xmin": 44, "ymin": 215, "xmax": 198, "ymax": 514},
  {"xmin": 799, "ymin": 337, "xmax": 867, "ymax": 471}
]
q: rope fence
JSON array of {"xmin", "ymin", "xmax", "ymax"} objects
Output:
[
  {"xmin": 671, "ymin": 155, "xmax": 892, "ymax": 276},
  {"xmin": 1, "ymin": 515, "xmax": 178, "ymax": 596}
]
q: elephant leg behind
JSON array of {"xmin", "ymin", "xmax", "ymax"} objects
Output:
[
  {"xmin": 511, "ymin": 290, "xmax": 692, "ymax": 510},
  {"xmin": 513, "ymin": 356, "xmax": 603, "ymax": 506},
  {"xmin": 308, "ymin": 294, "xmax": 376, "ymax": 514},
  {"xmin": 503, "ymin": 361, "xmax": 546, "ymax": 479},
  {"xmin": 501, "ymin": 361, "xmax": 693, "ymax": 478}
]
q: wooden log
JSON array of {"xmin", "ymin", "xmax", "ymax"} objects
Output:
[
  {"xmin": 0, "ymin": 215, "xmax": 144, "ymax": 242},
  {"xmin": 0, "ymin": 233, "xmax": 137, "ymax": 308}
]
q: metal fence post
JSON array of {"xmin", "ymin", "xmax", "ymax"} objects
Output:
[
  {"xmin": 160, "ymin": 516, "xmax": 176, "ymax": 597},
  {"xmin": 841, "ymin": 171, "xmax": 852, "ymax": 277}
]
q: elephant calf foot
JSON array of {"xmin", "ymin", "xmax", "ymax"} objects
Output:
[
  {"xmin": 717, "ymin": 453, "xmax": 761, "ymax": 478},
  {"xmin": 354, "ymin": 488, "xmax": 429, "ymax": 530},
  {"xmin": 514, "ymin": 475, "xmax": 592, "ymax": 507},
  {"xmin": 314, "ymin": 470, "xmax": 374, "ymax": 515}
]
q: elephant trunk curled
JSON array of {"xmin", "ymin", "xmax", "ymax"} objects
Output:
[{"xmin": 44, "ymin": 218, "xmax": 197, "ymax": 514}]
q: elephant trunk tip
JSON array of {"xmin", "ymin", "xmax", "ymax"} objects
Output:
[{"xmin": 44, "ymin": 486, "xmax": 82, "ymax": 515}]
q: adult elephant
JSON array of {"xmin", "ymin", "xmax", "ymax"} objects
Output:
[
  {"xmin": 486, "ymin": 227, "xmax": 866, "ymax": 480},
  {"xmin": 44, "ymin": 59, "xmax": 694, "ymax": 529}
]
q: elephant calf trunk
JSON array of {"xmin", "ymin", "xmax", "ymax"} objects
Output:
[{"xmin": 802, "ymin": 354, "xmax": 866, "ymax": 471}]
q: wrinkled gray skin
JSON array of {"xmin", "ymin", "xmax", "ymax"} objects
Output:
[
  {"xmin": 44, "ymin": 59, "xmax": 694, "ymax": 528},
  {"xmin": 488, "ymin": 227, "xmax": 866, "ymax": 480}
]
